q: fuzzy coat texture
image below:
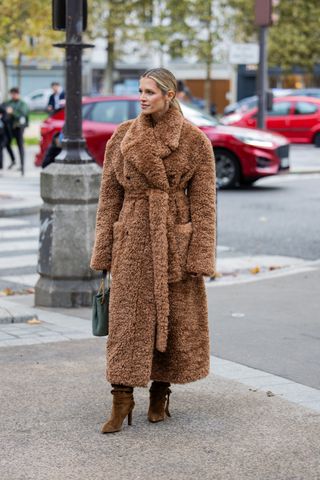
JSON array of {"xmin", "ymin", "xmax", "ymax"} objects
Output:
[{"xmin": 90, "ymin": 105, "xmax": 216, "ymax": 387}]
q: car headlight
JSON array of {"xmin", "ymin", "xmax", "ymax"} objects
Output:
[{"xmin": 234, "ymin": 135, "xmax": 274, "ymax": 148}]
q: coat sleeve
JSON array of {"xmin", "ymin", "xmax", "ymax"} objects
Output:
[
  {"xmin": 186, "ymin": 134, "xmax": 216, "ymax": 277},
  {"xmin": 90, "ymin": 135, "xmax": 124, "ymax": 271}
]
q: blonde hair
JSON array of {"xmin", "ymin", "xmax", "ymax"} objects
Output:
[{"xmin": 142, "ymin": 68, "xmax": 183, "ymax": 114}]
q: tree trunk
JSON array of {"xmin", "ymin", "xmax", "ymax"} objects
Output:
[
  {"xmin": 103, "ymin": 31, "xmax": 115, "ymax": 94},
  {"xmin": 204, "ymin": 60, "xmax": 211, "ymax": 114},
  {"xmin": 17, "ymin": 52, "xmax": 22, "ymax": 91},
  {"xmin": 0, "ymin": 57, "xmax": 8, "ymax": 101}
]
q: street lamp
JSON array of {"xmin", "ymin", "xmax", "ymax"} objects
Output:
[{"xmin": 35, "ymin": 0, "xmax": 101, "ymax": 307}]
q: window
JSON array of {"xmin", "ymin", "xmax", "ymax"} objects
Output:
[
  {"xmin": 88, "ymin": 101, "xmax": 129, "ymax": 124},
  {"xmin": 268, "ymin": 101, "xmax": 291, "ymax": 116},
  {"xmin": 294, "ymin": 102, "xmax": 318, "ymax": 115}
]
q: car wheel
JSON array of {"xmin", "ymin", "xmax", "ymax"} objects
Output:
[
  {"xmin": 313, "ymin": 131, "xmax": 320, "ymax": 147},
  {"xmin": 214, "ymin": 149, "xmax": 240, "ymax": 189}
]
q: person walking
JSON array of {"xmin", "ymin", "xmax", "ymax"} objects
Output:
[
  {"xmin": 47, "ymin": 82, "xmax": 65, "ymax": 113},
  {"xmin": 90, "ymin": 68, "xmax": 216, "ymax": 434},
  {"xmin": 0, "ymin": 103, "xmax": 9, "ymax": 170},
  {"xmin": 5, "ymin": 88, "xmax": 29, "ymax": 175}
]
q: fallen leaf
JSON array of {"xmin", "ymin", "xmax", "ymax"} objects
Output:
[
  {"xmin": 0, "ymin": 288, "xmax": 15, "ymax": 296},
  {"xmin": 25, "ymin": 288, "xmax": 35, "ymax": 294},
  {"xmin": 269, "ymin": 265, "xmax": 282, "ymax": 271},
  {"xmin": 27, "ymin": 318, "xmax": 41, "ymax": 325},
  {"xmin": 250, "ymin": 266, "xmax": 260, "ymax": 274}
]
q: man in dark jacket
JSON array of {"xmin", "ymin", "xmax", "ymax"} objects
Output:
[
  {"xmin": 5, "ymin": 87, "xmax": 29, "ymax": 175},
  {"xmin": 47, "ymin": 82, "xmax": 65, "ymax": 113}
]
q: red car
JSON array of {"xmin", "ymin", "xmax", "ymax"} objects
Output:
[
  {"xmin": 35, "ymin": 96, "xmax": 290, "ymax": 188},
  {"xmin": 221, "ymin": 96, "xmax": 320, "ymax": 145}
]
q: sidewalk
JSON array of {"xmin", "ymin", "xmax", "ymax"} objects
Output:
[{"xmin": 1, "ymin": 283, "xmax": 320, "ymax": 480}]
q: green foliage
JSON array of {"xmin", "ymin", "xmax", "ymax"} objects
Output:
[
  {"xmin": 227, "ymin": 0, "xmax": 320, "ymax": 70},
  {"xmin": 0, "ymin": 0, "xmax": 63, "ymax": 59}
]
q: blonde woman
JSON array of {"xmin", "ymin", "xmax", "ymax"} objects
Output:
[{"xmin": 91, "ymin": 68, "xmax": 216, "ymax": 433}]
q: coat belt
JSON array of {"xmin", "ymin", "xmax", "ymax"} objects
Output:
[{"xmin": 124, "ymin": 188, "xmax": 184, "ymax": 353}]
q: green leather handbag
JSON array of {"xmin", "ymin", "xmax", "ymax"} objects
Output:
[{"xmin": 92, "ymin": 270, "xmax": 111, "ymax": 336}]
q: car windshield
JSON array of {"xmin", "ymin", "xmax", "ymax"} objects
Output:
[{"xmin": 180, "ymin": 102, "xmax": 218, "ymax": 127}]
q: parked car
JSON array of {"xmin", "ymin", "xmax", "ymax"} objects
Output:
[
  {"xmin": 220, "ymin": 96, "xmax": 320, "ymax": 145},
  {"xmin": 35, "ymin": 96, "xmax": 290, "ymax": 188},
  {"xmin": 285, "ymin": 88, "xmax": 320, "ymax": 99},
  {"xmin": 223, "ymin": 89, "xmax": 294, "ymax": 116},
  {"xmin": 24, "ymin": 89, "xmax": 52, "ymax": 112}
]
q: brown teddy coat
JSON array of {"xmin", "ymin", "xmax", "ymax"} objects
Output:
[{"xmin": 90, "ymin": 105, "xmax": 216, "ymax": 387}]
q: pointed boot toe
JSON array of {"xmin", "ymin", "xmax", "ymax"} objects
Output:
[{"xmin": 101, "ymin": 386, "xmax": 134, "ymax": 434}]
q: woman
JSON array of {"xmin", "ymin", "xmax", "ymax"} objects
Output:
[{"xmin": 90, "ymin": 68, "xmax": 216, "ymax": 434}]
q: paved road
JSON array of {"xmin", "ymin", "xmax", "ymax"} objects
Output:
[{"xmin": 217, "ymin": 173, "xmax": 320, "ymax": 260}]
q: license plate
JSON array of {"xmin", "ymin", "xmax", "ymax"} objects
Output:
[{"xmin": 281, "ymin": 157, "xmax": 289, "ymax": 168}]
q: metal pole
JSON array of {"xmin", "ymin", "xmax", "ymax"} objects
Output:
[
  {"xmin": 257, "ymin": 25, "xmax": 268, "ymax": 129},
  {"xmin": 54, "ymin": 0, "xmax": 93, "ymax": 164}
]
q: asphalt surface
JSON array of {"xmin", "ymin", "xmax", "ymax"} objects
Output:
[
  {"xmin": 217, "ymin": 173, "xmax": 320, "ymax": 260},
  {"xmin": 1, "ymin": 339, "xmax": 320, "ymax": 480}
]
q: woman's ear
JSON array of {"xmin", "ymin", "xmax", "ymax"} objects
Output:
[{"xmin": 167, "ymin": 90, "xmax": 175, "ymax": 102}]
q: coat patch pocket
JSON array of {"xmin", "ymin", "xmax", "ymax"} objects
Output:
[{"xmin": 174, "ymin": 222, "xmax": 193, "ymax": 272}]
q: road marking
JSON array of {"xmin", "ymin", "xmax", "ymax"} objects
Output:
[
  {"xmin": 0, "ymin": 240, "xmax": 38, "ymax": 252},
  {"xmin": 0, "ymin": 219, "xmax": 29, "ymax": 227},
  {"xmin": 0, "ymin": 228, "xmax": 39, "ymax": 240},
  {"xmin": 210, "ymin": 356, "xmax": 320, "ymax": 412},
  {"xmin": 1, "ymin": 273, "xmax": 39, "ymax": 287},
  {"xmin": 0, "ymin": 254, "xmax": 38, "ymax": 269}
]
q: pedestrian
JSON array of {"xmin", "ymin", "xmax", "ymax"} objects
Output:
[
  {"xmin": 47, "ymin": 82, "xmax": 65, "ymax": 113},
  {"xmin": 0, "ymin": 103, "xmax": 8, "ymax": 170},
  {"xmin": 41, "ymin": 131, "xmax": 63, "ymax": 169},
  {"xmin": 5, "ymin": 87, "xmax": 29, "ymax": 175},
  {"xmin": 90, "ymin": 67, "xmax": 216, "ymax": 434}
]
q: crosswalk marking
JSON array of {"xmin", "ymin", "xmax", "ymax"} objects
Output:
[
  {"xmin": 0, "ymin": 254, "xmax": 38, "ymax": 269},
  {"xmin": 0, "ymin": 228, "xmax": 39, "ymax": 240},
  {"xmin": 1, "ymin": 273, "xmax": 39, "ymax": 287},
  {"xmin": 0, "ymin": 219, "xmax": 29, "ymax": 227},
  {"xmin": 0, "ymin": 240, "xmax": 38, "ymax": 252}
]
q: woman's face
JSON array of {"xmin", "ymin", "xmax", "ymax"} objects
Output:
[{"xmin": 139, "ymin": 77, "xmax": 173, "ymax": 116}]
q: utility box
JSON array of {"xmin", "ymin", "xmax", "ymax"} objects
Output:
[{"xmin": 255, "ymin": 0, "xmax": 273, "ymax": 27}]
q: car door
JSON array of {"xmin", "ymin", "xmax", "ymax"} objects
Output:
[
  {"xmin": 83, "ymin": 100, "xmax": 133, "ymax": 165},
  {"xmin": 285, "ymin": 101, "xmax": 319, "ymax": 142},
  {"xmin": 266, "ymin": 100, "xmax": 293, "ymax": 138}
]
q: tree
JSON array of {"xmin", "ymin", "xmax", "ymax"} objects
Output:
[
  {"xmin": 227, "ymin": 0, "xmax": 320, "ymax": 71},
  {"xmin": 0, "ymin": 0, "xmax": 63, "ymax": 93}
]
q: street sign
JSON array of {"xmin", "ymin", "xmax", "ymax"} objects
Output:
[{"xmin": 229, "ymin": 44, "xmax": 259, "ymax": 65}]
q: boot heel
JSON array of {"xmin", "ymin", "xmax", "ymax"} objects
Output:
[{"xmin": 128, "ymin": 409, "xmax": 133, "ymax": 425}]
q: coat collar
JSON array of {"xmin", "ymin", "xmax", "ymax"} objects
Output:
[{"xmin": 120, "ymin": 106, "xmax": 184, "ymax": 191}]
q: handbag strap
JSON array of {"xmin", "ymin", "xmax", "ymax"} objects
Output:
[{"xmin": 99, "ymin": 270, "xmax": 111, "ymax": 302}]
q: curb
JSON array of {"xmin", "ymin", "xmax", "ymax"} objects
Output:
[
  {"xmin": 289, "ymin": 169, "xmax": 320, "ymax": 175},
  {"xmin": 0, "ymin": 305, "xmax": 39, "ymax": 324}
]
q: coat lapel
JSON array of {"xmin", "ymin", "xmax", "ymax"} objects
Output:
[{"xmin": 120, "ymin": 106, "xmax": 184, "ymax": 191}]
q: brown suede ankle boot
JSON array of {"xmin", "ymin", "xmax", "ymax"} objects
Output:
[
  {"xmin": 148, "ymin": 381, "xmax": 171, "ymax": 423},
  {"xmin": 101, "ymin": 385, "xmax": 135, "ymax": 434}
]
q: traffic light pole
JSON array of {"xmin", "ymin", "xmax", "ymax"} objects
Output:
[
  {"xmin": 257, "ymin": 25, "xmax": 268, "ymax": 129},
  {"xmin": 35, "ymin": 0, "xmax": 101, "ymax": 307}
]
